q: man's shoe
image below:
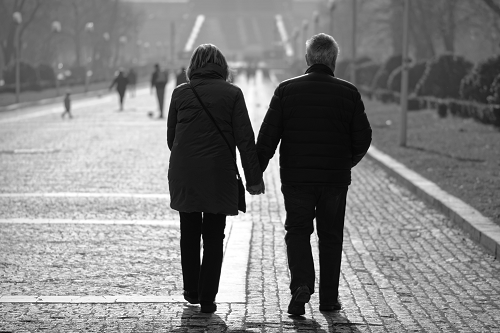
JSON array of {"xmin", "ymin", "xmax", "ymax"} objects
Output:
[
  {"xmin": 319, "ymin": 299, "xmax": 341, "ymax": 311},
  {"xmin": 200, "ymin": 302, "xmax": 217, "ymax": 313},
  {"xmin": 183, "ymin": 291, "xmax": 199, "ymax": 304},
  {"xmin": 287, "ymin": 285, "xmax": 311, "ymax": 316}
]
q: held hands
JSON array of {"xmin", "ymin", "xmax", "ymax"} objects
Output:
[{"xmin": 246, "ymin": 178, "xmax": 265, "ymax": 195}]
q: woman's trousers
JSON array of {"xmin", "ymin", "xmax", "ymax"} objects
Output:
[{"xmin": 179, "ymin": 212, "xmax": 226, "ymax": 303}]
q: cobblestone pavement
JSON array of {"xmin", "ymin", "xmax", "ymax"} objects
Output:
[{"xmin": 1, "ymin": 73, "xmax": 499, "ymax": 332}]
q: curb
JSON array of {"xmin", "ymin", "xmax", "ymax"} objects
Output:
[
  {"xmin": 0, "ymin": 88, "xmax": 110, "ymax": 113},
  {"xmin": 367, "ymin": 145, "xmax": 500, "ymax": 261}
]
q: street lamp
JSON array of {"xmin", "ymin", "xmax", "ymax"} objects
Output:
[
  {"xmin": 101, "ymin": 32, "xmax": 111, "ymax": 79},
  {"xmin": 350, "ymin": 0, "xmax": 357, "ymax": 85},
  {"xmin": 328, "ymin": 0, "xmax": 337, "ymax": 36},
  {"xmin": 51, "ymin": 21, "xmax": 61, "ymax": 96},
  {"xmin": 301, "ymin": 20, "xmax": 309, "ymax": 59},
  {"xmin": 84, "ymin": 22, "xmax": 94, "ymax": 93},
  {"xmin": 292, "ymin": 28, "xmax": 299, "ymax": 61},
  {"xmin": 399, "ymin": 0, "xmax": 410, "ymax": 147},
  {"xmin": 312, "ymin": 11, "xmax": 319, "ymax": 36},
  {"xmin": 119, "ymin": 36, "xmax": 127, "ymax": 65},
  {"xmin": 13, "ymin": 12, "xmax": 22, "ymax": 104}
]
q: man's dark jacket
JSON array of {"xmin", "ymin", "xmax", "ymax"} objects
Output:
[{"xmin": 256, "ymin": 64, "xmax": 372, "ymax": 187}]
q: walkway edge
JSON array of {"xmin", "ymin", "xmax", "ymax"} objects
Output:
[
  {"xmin": 367, "ymin": 145, "xmax": 500, "ymax": 261},
  {"xmin": 0, "ymin": 88, "xmax": 109, "ymax": 113}
]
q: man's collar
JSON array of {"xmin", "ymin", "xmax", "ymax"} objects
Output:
[{"xmin": 305, "ymin": 64, "xmax": 335, "ymax": 76}]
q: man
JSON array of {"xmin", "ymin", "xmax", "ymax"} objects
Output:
[
  {"xmin": 256, "ymin": 33, "xmax": 372, "ymax": 316},
  {"xmin": 175, "ymin": 66, "xmax": 187, "ymax": 87},
  {"xmin": 151, "ymin": 64, "xmax": 168, "ymax": 118}
]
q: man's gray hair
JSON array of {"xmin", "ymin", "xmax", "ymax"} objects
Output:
[{"xmin": 305, "ymin": 33, "xmax": 340, "ymax": 70}]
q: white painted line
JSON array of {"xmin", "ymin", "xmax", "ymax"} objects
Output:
[
  {"xmin": 0, "ymin": 217, "xmax": 249, "ymax": 303},
  {"xmin": 0, "ymin": 193, "xmax": 169, "ymax": 199},
  {"xmin": 218, "ymin": 215, "xmax": 252, "ymax": 303},
  {"xmin": 0, "ymin": 218, "xmax": 178, "ymax": 226},
  {"xmin": 0, "ymin": 295, "xmax": 184, "ymax": 303},
  {"xmin": 0, "ymin": 95, "xmax": 114, "ymax": 124},
  {"xmin": 368, "ymin": 145, "xmax": 500, "ymax": 259}
]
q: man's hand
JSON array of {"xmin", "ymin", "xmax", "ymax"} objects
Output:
[{"xmin": 246, "ymin": 179, "xmax": 265, "ymax": 195}]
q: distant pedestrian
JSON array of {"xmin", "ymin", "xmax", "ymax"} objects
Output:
[
  {"xmin": 167, "ymin": 43, "xmax": 264, "ymax": 314},
  {"xmin": 61, "ymin": 91, "xmax": 72, "ymax": 119},
  {"xmin": 151, "ymin": 64, "xmax": 168, "ymax": 118},
  {"xmin": 175, "ymin": 66, "xmax": 187, "ymax": 87},
  {"xmin": 127, "ymin": 68, "xmax": 137, "ymax": 97},
  {"xmin": 109, "ymin": 69, "xmax": 129, "ymax": 111},
  {"xmin": 256, "ymin": 33, "xmax": 372, "ymax": 316}
]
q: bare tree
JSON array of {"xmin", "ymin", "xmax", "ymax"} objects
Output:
[
  {"xmin": 0, "ymin": 0, "xmax": 43, "ymax": 67},
  {"xmin": 481, "ymin": 0, "xmax": 500, "ymax": 17}
]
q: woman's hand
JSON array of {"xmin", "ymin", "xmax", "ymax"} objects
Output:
[{"xmin": 246, "ymin": 179, "xmax": 265, "ymax": 195}]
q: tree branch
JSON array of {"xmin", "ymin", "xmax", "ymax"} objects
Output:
[
  {"xmin": 482, "ymin": 0, "xmax": 500, "ymax": 17},
  {"xmin": 20, "ymin": 0, "xmax": 41, "ymax": 37}
]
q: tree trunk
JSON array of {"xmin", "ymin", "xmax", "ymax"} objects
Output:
[
  {"xmin": 389, "ymin": 0, "xmax": 403, "ymax": 55},
  {"xmin": 410, "ymin": 1, "xmax": 436, "ymax": 60},
  {"xmin": 72, "ymin": 1, "xmax": 82, "ymax": 67},
  {"xmin": 440, "ymin": 0, "xmax": 456, "ymax": 53}
]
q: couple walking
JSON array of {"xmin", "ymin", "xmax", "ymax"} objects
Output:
[{"xmin": 166, "ymin": 33, "xmax": 372, "ymax": 315}]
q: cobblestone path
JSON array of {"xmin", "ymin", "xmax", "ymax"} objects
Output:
[{"xmin": 0, "ymin": 73, "xmax": 499, "ymax": 332}]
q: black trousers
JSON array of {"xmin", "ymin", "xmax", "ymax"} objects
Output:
[
  {"xmin": 179, "ymin": 212, "xmax": 226, "ymax": 303},
  {"xmin": 281, "ymin": 184, "xmax": 348, "ymax": 305},
  {"xmin": 155, "ymin": 86, "xmax": 166, "ymax": 116},
  {"xmin": 117, "ymin": 88, "xmax": 126, "ymax": 107}
]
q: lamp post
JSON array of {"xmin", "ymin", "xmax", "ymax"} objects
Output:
[
  {"xmin": 171, "ymin": 21, "xmax": 176, "ymax": 66},
  {"xmin": 156, "ymin": 41, "xmax": 163, "ymax": 64},
  {"xmin": 143, "ymin": 42, "xmax": 150, "ymax": 63},
  {"xmin": 350, "ymin": 0, "xmax": 357, "ymax": 85},
  {"xmin": 399, "ymin": 0, "xmax": 410, "ymax": 147},
  {"xmin": 328, "ymin": 0, "xmax": 337, "ymax": 36},
  {"xmin": 312, "ymin": 11, "xmax": 319, "ymax": 36},
  {"xmin": 292, "ymin": 28, "xmax": 299, "ymax": 61},
  {"xmin": 300, "ymin": 20, "xmax": 309, "ymax": 63},
  {"xmin": 84, "ymin": 22, "xmax": 94, "ymax": 93},
  {"xmin": 51, "ymin": 21, "xmax": 61, "ymax": 96},
  {"xmin": 119, "ymin": 35, "xmax": 127, "ymax": 66},
  {"xmin": 13, "ymin": 12, "xmax": 22, "ymax": 104}
]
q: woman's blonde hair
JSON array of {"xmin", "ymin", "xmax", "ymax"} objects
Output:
[{"xmin": 186, "ymin": 44, "xmax": 230, "ymax": 81}]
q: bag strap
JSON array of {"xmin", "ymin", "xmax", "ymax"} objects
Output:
[{"xmin": 189, "ymin": 82, "xmax": 242, "ymax": 180}]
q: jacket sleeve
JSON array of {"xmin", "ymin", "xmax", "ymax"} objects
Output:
[
  {"xmin": 167, "ymin": 91, "xmax": 177, "ymax": 150},
  {"xmin": 232, "ymin": 89, "xmax": 262, "ymax": 186},
  {"xmin": 255, "ymin": 86, "xmax": 284, "ymax": 173},
  {"xmin": 350, "ymin": 92, "xmax": 372, "ymax": 167}
]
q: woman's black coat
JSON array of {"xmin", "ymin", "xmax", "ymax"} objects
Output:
[{"xmin": 167, "ymin": 63, "xmax": 262, "ymax": 215}]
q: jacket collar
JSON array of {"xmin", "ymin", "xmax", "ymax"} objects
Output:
[
  {"xmin": 189, "ymin": 63, "xmax": 227, "ymax": 81},
  {"xmin": 305, "ymin": 64, "xmax": 335, "ymax": 76}
]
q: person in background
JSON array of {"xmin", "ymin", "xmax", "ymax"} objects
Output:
[
  {"xmin": 127, "ymin": 68, "xmax": 137, "ymax": 97},
  {"xmin": 61, "ymin": 90, "xmax": 72, "ymax": 119},
  {"xmin": 109, "ymin": 68, "xmax": 129, "ymax": 111},
  {"xmin": 167, "ymin": 43, "xmax": 264, "ymax": 314},
  {"xmin": 176, "ymin": 66, "xmax": 187, "ymax": 87},
  {"xmin": 151, "ymin": 64, "xmax": 168, "ymax": 118},
  {"xmin": 256, "ymin": 33, "xmax": 372, "ymax": 316}
]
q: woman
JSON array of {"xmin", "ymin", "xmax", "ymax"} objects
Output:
[
  {"xmin": 109, "ymin": 69, "xmax": 129, "ymax": 111},
  {"xmin": 167, "ymin": 44, "xmax": 264, "ymax": 313}
]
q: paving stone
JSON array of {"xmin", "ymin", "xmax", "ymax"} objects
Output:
[{"xmin": 1, "ymin": 74, "xmax": 500, "ymax": 332}]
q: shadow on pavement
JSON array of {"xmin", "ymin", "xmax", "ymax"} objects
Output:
[{"xmin": 170, "ymin": 305, "xmax": 229, "ymax": 332}]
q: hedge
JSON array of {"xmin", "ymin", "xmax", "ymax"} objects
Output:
[
  {"xmin": 415, "ymin": 54, "xmax": 473, "ymax": 99},
  {"xmin": 460, "ymin": 55, "xmax": 500, "ymax": 104},
  {"xmin": 387, "ymin": 60, "xmax": 427, "ymax": 94}
]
